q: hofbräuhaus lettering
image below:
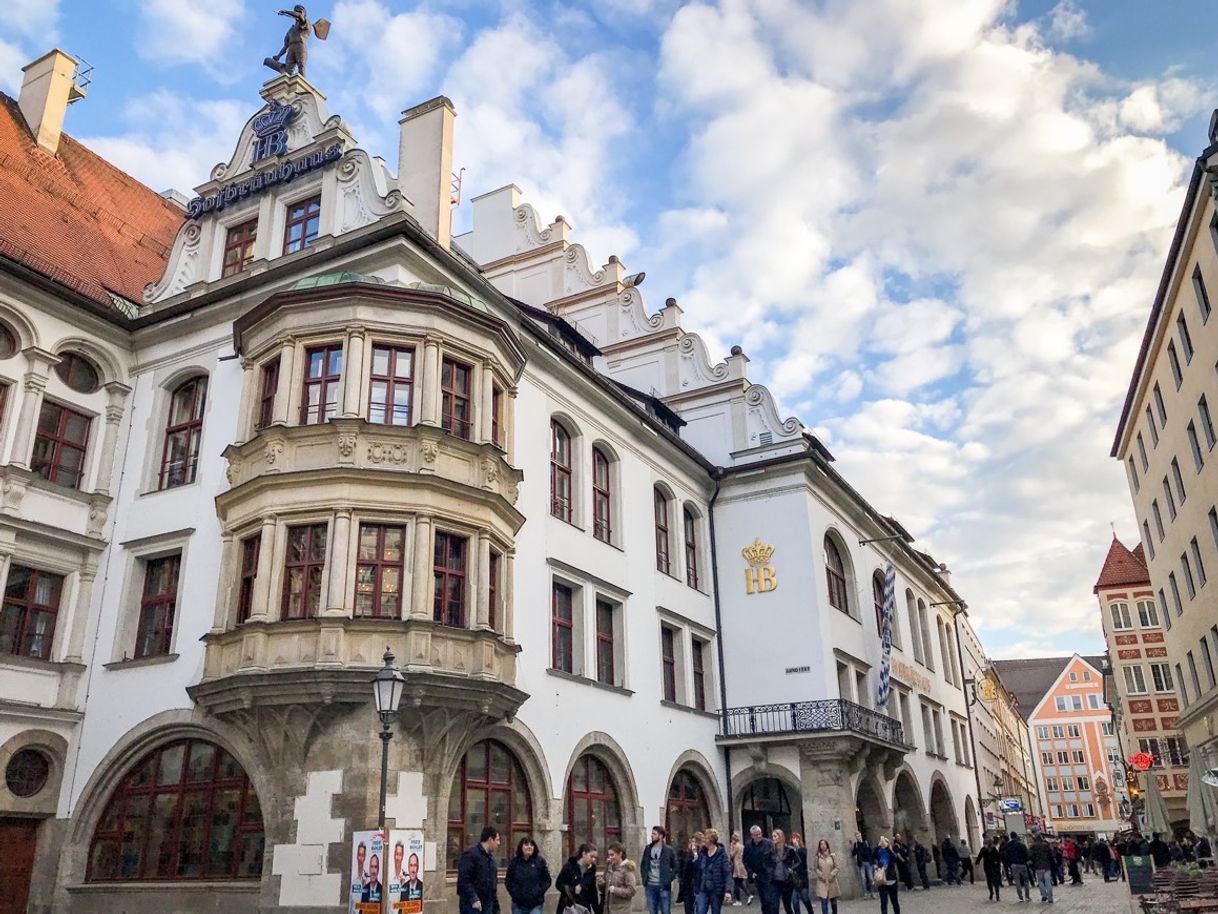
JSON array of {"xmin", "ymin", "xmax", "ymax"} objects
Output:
[{"xmin": 186, "ymin": 143, "xmax": 343, "ymax": 219}]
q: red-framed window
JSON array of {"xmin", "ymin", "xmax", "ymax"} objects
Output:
[
  {"xmin": 368, "ymin": 345, "xmax": 414, "ymax": 426},
  {"xmin": 281, "ymin": 524, "xmax": 327, "ymax": 619},
  {"xmin": 433, "ymin": 532, "xmax": 466, "ymax": 627},
  {"xmin": 595, "ymin": 599, "xmax": 615, "ymax": 686},
  {"xmin": 222, "ymin": 219, "xmax": 258, "ymax": 277},
  {"xmin": 55, "ymin": 352, "xmax": 100, "ymax": 393},
  {"xmin": 283, "ymin": 195, "xmax": 321, "ymax": 255},
  {"xmin": 0, "ymin": 382, "xmax": 9, "ymax": 426},
  {"xmin": 872, "ymin": 571, "xmax": 886, "ymax": 634},
  {"xmin": 0, "ymin": 324, "xmax": 16, "ymax": 358},
  {"xmin": 661, "ymin": 626, "xmax": 677, "ymax": 702},
  {"xmin": 491, "ymin": 385, "xmax": 503, "ymax": 448},
  {"xmin": 691, "ymin": 638, "xmax": 706, "ymax": 711},
  {"xmin": 355, "ymin": 524, "xmax": 404, "ymax": 618},
  {"xmin": 255, "ymin": 359, "xmax": 279, "ymax": 430},
  {"xmin": 552, "ymin": 583, "xmax": 574, "ymax": 673},
  {"xmin": 654, "ymin": 488, "xmax": 671, "ymax": 574},
  {"xmin": 441, "ymin": 358, "xmax": 472, "ymax": 440},
  {"xmin": 159, "ymin": 376, "xmax": 208, "ymax": 490},
  {"xmin": 592, "ymin": 448, "xmax": 611, "ymax": 542},
  {"xmin": 87, "ymin": 739, "xmax": 264, "ymax": 881},
  {"xmin": 0, "ymin": 565, "xmax": 63, "ymax": 660},
  {"xmin": 488, "ymin": 550, "xmax": 501, "ymax": 630},
  {"xmin": 665, "ymin": 770, "xmax": 711, "ymax": 851},
  {"xmin": 565, "ymin": 755, "xmax": 621, "ymax": 855},
  {"xmin": 135, "ymin": 555, "xmax": 180, "ymax": 659},
  {"xmin": 32, "ymin": 401, "xmax": 91, "ymax": 489},
  {"xmin": 299, "ymin": 344, "xmax": 342, "ymax": 425},
  {"xmin": 237, "ymin": 535, "xmax": 261, "ymax": 623},
  {"xmin": 825, "ymin": 536, "xmax": 849, "ymax": 612},
  {"xmin": 446, "ymin": 740, "xmax": 532, "ymax": 871},
  {"xmin": 683, "ymin": 507, "xmax": 699, "ymax": 590},
  {"xmin": 550, "ymin": 421, "xmax": 573, "ymax": 522}
]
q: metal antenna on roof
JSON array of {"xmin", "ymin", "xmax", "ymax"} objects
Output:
[{"xmin": 1110, "ymin": 521, "xmax": 1117, "ymax": 539}]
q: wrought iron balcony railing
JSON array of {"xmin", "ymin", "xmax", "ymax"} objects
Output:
[{"xmin": 720, "ymin": 699, "xmax": 908, "ymax": 746}]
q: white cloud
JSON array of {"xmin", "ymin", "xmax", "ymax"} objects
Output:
[
  {"xmin": 136, "ymin": 0, "xmax": 247, "ymax": 67},
  {"xmin": 1046, "ymin": 0, "xmax": 1089, "ymax": 43},
  {"xmin": 0, "ymin": 0, "xmax": 59, "ymax": 93}
]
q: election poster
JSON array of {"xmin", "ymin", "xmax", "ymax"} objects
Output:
[
  {"xmin": 350, "ymin": 829, "xmax": 386, "ymax": 914},
  {"xmin": 387, "ymin": 829, "xmax": 426, "ymax": 914}
]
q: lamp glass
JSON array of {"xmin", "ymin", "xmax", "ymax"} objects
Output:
[{"xmin": 372, "ymin": 650, "xmax": 405, "ymax": 716}]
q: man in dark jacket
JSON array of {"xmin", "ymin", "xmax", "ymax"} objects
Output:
[
  {"xmin": 558, "ymin": 844, "xmax": 601, "ymax": 914},
  {"xmin": 742, "ymin": 827, "xmax": 777, "ymax": 914},
  {"xmin": 1005, "ymin": 833, "xmax": 1031, "ymax": 902},
  {"xmin": 1029, "ymin": 835, "xmax": 1053, "ymax": 903},
  {"xmin": 977, "ymin": 837, "xmax": 1003, "ymax": 901},
  {"xmin": 1150, "ymin": 834, "xmax": 1172, "ymax": 869},
  {"xmin": 892, "ymin": 836, "xmax": 913, "ymax": 890},
  {"xmin": 1091, "ymin": 839, "xmax": 1112, "ymax": 883},
  {"xmin": 913, "ymin": 840, "xmax": 930, "ymax": 890},
  {"xmin": 458, "ymin": 827, "xmax": 502, "ymax": 914},
  {"xmin": 941, "ymin": 837, "xmax": 960, "ymax": 886},
  {"xmin": 640, "ymin": 826, "xmax": 678, "ymax": 914}
]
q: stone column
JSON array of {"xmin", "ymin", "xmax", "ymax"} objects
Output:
[
  {"xmin": 476, "ymin": 531, "xmax": 491, "ymax": 628},
  {"xmin": 62, "ymin": 565, "xmax": 96, "ymax": 664},
  {"xmin": 325, "ymin": 509, "xmax": 352, "ymax": 616},
  {"xmin": 503, "ymin": 549, "xmax": 516, "ymax": 640},
  {"xmin": 420, "ymin": 338, "xmax": 440, "ymax": 426},
  {"xmin": 479, "ymin": 362, "xmax": 495, "ymax": 444},
  {"xmin": 341, "ymin": 326, "xmax": 366, "ymax": 418},
  {"xmin": 93, "ymin": 382, "xmax": 131, "ymax": 495},
  {"xmin": 410, "ymin": 515, "xmax": 432, "ymax": 619},
  {"xmin": 237, "ymin": 359, "xmax": 257, "ymax": 443},
  {"xmin": 272, "ymin": 337, "xmax": 300, "ymax": 426},
  {"xmin": 248, "ymin": 514, "xmax": 279, "ymax": 623},
  {"xmin": 212, "ymin": 533, "xmax": 236, "ymax": 632},
  {"xmin": 10, "ymin": 347, "xmax": 57, "ymax": 468},
  {"xmin": 799, "ymin": 739, "xmax": 868, "ymax": 899}
]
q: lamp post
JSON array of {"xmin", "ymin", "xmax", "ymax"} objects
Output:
[{"xmin": 371, "ymin": 647, "xmax": 405, "ymax": 830}]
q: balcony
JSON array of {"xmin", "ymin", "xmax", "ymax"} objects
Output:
[{"xmin": 719, "ymin": 699, "xmax": 908, "ymax": 748}]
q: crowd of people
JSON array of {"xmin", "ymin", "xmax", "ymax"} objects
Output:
[{"xmin": 455, "ymin": 824, "xmax": 1217, "ymax": 914}]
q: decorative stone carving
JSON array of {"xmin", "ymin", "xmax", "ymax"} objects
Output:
[
  {"xmin": 336, "ymin": 433, "xmax": 356, "ymax": 459},
  {"xmin": 420, "ymin": 440, "xmax": 439, "ymax": 464},
  {"xmin": 367, "ymin": 441, "xmax": 410, "ymax": 465},
  {"xmin": 265, "ymin": 441, "xmax": 284, "ymax": 466},
  {"xmin": 86, "ymin": 496, "xmax": 110, "ymax": 538},
  {"xmin": 481, "ymin": 455, "xmax": 499, "ymax": 489},
  {"xmin": 144, "ymin": 221, "xmax": 203, "ymax": 303},
  {"xmin": 0, "ymin": 475, "xmax": 27, "ymax": 514}
]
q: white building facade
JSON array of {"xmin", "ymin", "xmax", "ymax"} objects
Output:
[{"xmin": 1, "ymin": 57, "xmax": 982, "ymax": 914}]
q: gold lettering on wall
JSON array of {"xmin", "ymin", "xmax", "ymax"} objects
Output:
[{"xmin": 742, "ymin": 539, "xmax": 778, "ymax": 594}]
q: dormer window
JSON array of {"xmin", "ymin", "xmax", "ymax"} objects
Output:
[
  {"xmin": 283, "ymin": 195, "xmax": 321, "ymax": 255},
  {"xmin": 222, "ymin": 219, "xmax": 258, "ymax": 277}
]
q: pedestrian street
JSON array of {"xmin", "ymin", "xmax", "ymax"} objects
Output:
[{"xmin": 834, "ymin": 873, "xmax": 1140, "ymax": 914}]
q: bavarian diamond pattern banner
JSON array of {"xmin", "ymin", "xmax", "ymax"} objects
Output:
[{"xmin": 876, "ymin": 564, "xmax": 896, "ymax": 710}]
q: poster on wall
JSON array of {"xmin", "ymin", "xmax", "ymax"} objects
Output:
[
  {"xmin": 387, "ymin": 829, "xmax": 426, "ymax": 914},
  {"xmin": 350, "ymin": 830, "xmax": 386, "ymax": 914}
]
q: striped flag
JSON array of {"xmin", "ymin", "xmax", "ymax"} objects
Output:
[{"xmin": 875, "ymin": 564, "xmax": 896, "ymax": 709}]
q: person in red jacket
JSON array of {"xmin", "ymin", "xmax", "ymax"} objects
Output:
[{"xmin": 1062, "ymin": 838, "xmax": 1082, "ymax": 885}]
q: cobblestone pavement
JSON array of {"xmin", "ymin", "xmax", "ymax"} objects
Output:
[{"xmin": 826, "ymin": 874, "xmax": 1140, "ymax": 914}]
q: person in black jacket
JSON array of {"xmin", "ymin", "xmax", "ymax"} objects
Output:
[
  {"xmin": 641, "ymin": 826, "xmax": 679, "ymax": 914},
  {"xmin": 742, "ymin": 827, "xmax": 777, "ymax": 914},
  {"xmin": 696, "ymin": 828, "xmax": 735, "ymax": 914},
  {"xmin": 912, "ymin": 840, "xmax": 929, "ymax": 891},
  {"xmin": 507, "ymin": 837, "xmax": 552, "ymax": 914},
  {"xmin": 941, "ymin": 837, "xmax": 960, "ymax": 886},
  {"xmin": 1150, "ymin": 834, "xmax": 1172, "ymax": 869},
  {"xmin": 976, "ymin": 837, "xmax": 1003, "ymax": 901},
  {"xmin": 557, "ymin": 844, "xmax": 600, "ymax": 914},
  {"xmin": 1005, "ymin": 833, "xmax": 1031, "ymax": 901},
  {"xmin": 678, "ymin": 835, "xmax": 704, "ymax": 914},
  {"xmin": 1029, "ymin": 834, "xmax": 1053, "ymax": 903},
  {"xmin": 458, "ymin": 827, "xmax": 503, "ymax": 914}
]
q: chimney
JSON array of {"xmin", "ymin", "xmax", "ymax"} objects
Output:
[
  {"xmin": 398, "ymin": 96, "xmax": 456, "ymax": 249},
  {"xmin": 18, "ymin": 49, "xmax": 80, "ymax": 156}
]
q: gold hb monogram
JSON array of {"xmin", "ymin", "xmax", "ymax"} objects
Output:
[{"xmin": 742, "ymin": 539, "xmax": 778, "ymax": 594}]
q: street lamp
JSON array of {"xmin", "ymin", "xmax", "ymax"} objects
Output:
[{"xmin": 372, "ymin": 647, "xmax": 405, "ymax": 830}]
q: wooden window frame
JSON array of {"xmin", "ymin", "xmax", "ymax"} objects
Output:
[
  {"xmin": 488, "ymin": 551, "xmax": 500, "ymax": 630},
  {"xmin": 440, "ymin": 358, "xmax": 472, "ymax": 440},
  {"xmin": 222, "ymin": 218, "xmax": 258, "ymax": 277},
  {"xmin": 299, "ymin": 344, "xmax": 343, "ymax": 425},
  {"xmin": 433, "ymin": 531, "xmax": 467, "ymax": 627},
  {"xmin": 0, "ymin": 565, "xmax": 63, "ymax": 660},
  {"xmin": 367, "ymin": 344, "xmax": 415, "ymax": 426},
  {"xmin": 565, "ymin": 755, "xmax": 621, "ymax": 856},
  {"xmin": 683, "ymin": 508, "xmax": 700, "ymax": 590},
  {"xmin": 159, "ymin": 376, "xmax": 208, "ymax": 490},
  {"xmin": 661, "ymin": 625, "xmax": 677, "ymax": 702},
  {"xmin": 281, "ymin": 523, "xmax": 327, "ymax": 620},
  {"xmin": 595, "ymin": 599, "xmax": 615, "ymax": 686},
  {"xmin": 255, "ymin": 359, "xmax": 279, "ymax": 430},
  {"xmin": 825, "ymin": 537, "xmax": 849, "ymax": 612},
  {"xmin": 32, "ymin": 401, "xmax": 91, "ymax": 489},
  {"xmin": 354, "ymin": 523, "xmax": 406, "ymax": 619},
  {"xmin": 592, "ymin": 448, "xmax": 612, "ymax": 542},
  {"xmin": 550, "ymin": 421, "xmax": 573, "ymax": 522},
  {"xmin": 236, "ymin": 535, "xmax": 261, "ymax": 623},
  {"xmin": 491, "ymin": 385, "xmax": 503, "ymax": 448},
  {"xmin": 551, "ymin": 582, "xmax": 574, "ymax": 673},
  {"xmin": 282, "ymin": 195, "xmax": 321, "ymax": 255},
  {"xmin": 691, "ymin": 637, "xmax": 706, "ymax": 711},
  {"xmin": 654, "ymin": 489, "xmax": 671, "ymax": 575},
  {"xmin": 446, "ymin": 740, "xmax": 532, "ymax": 872},
  {"xmin": 134, "ymin": 554, "xmax": 181, "ymax": 659}
]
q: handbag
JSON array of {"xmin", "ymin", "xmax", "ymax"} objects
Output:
[
  {"xmin": 568, "ymin": 905, "xmax": 592, "ymax": 914},
  {"xmin": 872, "ymin": 864, "xmax": 888, "ymax": 887}
]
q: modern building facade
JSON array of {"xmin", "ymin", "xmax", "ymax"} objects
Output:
[
  {"xmin": 1112, "ymin": 107, "xmax": 1218, "ymax": 819},
  {"xmin": 1094, "ymin": 536, "xmax": 1189, "ymax": 829},
  {"xmin": 993, "ymin": 656, "xmax": 1127, "ymax": 838},
  {"xmin": 0, "ymin": 50, "xmax": 985, "ymax": 914}
]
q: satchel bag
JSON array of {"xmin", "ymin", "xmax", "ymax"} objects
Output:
[{"xmin": 872, "ymin": 864, "xmax": 888, "ymax": 887}]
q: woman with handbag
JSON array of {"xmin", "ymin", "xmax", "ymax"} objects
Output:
[
  {"xmin": 788, "ymin": 833, "xmax": 811, "ymax": 914},
  {"xmin": 872, "ymin": 837, "xmax": 901, "ymax": 914},
  {"xmin": 812, "ymin": 841, "xmax": 839, "ymax": 914},
  {"xmin": 769, "ymin": 830, "xmax": 799, "ymax": 914},
  {"xmin": 557, "ymin": 844, "xmax": 600, "ymax": 914},
  {"xmin": 677, "ymin": 834, "xmax": 704, "ymax": 914}
]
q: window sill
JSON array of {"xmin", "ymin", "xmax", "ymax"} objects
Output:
[
  {"xmin": 139, "ymin": 479, "xmax": 202, "ymax": 498},
  {"xmin": 549, "ymin": 514, "xmax": 584, "ymax": 532},
  {"xmin": 661, "ymin": 698, "xmax": 718, "ymax": 720},
  {"xmin": 104, "ymin": 653, "xmax": 180, "ymax": 671},
  {"xmin": 0, "ymin": 653, "xmax": 86, "ymax": 674},
  {"xmin": 546, "ymin": 667, "xmax": 633, "ymax": 696},
  {"xmin": 592, "ymin": 534, "xmax": 624, "ymax": 553}
]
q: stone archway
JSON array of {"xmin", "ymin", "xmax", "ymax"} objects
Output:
[
  {"xmin": 891, "ymin": 769, "xmax": 928, "ymax": 842},
  {"xmin": 929, "ymin": 776, "xmax": 959, "ymax": 845},
  {"xmin": 739, "ymin": 776, "xmax": 803, "ymax": 839},
  {"xmin": 855, "ymin": 774, "xmax": 889, "ymax": 843},
  {"xmin": 964, "ymin": 795, "xmax": 980, "ymax": 849}
]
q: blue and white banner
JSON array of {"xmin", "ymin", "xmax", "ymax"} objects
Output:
[{"xmin": 875, "ymin": 564, "xmax": 896, "ymax": 709}]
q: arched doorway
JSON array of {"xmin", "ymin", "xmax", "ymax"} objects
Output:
[
  {"xmin": 666, "ymin": 769, "xmax": 712, "ymax": 849},
  {"xmin": 447, "ymin": 739, "xmax": 534, "ymax": 869},
  {"xmin": 565, "ymin": 754, "xmax": 622, "ymax": 854},
  {"xmin": 964, "ymin": 796, "xmax": 980, "ymax": 848},
  {"xmin": 855, "ymin": 777, "xmax": 886, "ymax": 843},
  {"xmin": 929, "ymin": 778, "xmax": 959, "ymax": 845},
  {"xmin": 740, "ymin": 777, "xmax": 802, "ymax": 838},
  {"xmin": 892, "ymin": 770, "xmax": 926, "ymax": 841}
]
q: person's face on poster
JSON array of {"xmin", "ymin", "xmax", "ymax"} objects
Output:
[
  {"xmin": 395, "ymin": 843, "xmax": 405, "ymax": 874},
  {"xmin": 370, "ymin": 854, "xmax": 380, "ymax": 883},
  {"xmin": 357, "ymin": 843, "xmax": 367, "ymax": 873},
  {"xmin": 409, "ymin": 853, "xmax": 420, "ymax": 880}
]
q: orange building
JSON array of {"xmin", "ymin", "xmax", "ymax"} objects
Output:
[{"xmin": 993, "ymin": 655, "xmax": 1128, "ymax": 837}]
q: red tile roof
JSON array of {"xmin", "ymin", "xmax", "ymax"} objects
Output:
[
  {"xmin": 0, "ymin": 92, "xmax": 181, "ymax": 309},
  {"xmin": 1093, "ymin": 536, "xmax": 1150, "ymax": 592}
]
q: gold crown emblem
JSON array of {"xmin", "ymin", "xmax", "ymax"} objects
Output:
[{"xmin": 741, "ymin": 539, "xmax": 775, "ymax": 566}]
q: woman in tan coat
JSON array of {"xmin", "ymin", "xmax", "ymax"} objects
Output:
[
  {"xmin": 729, "ymin": 832, "xmax": 749, "ymax": 905},
  {"xmin": 813, "ymin": 840, "xmax": 840, "ymax": 914}
]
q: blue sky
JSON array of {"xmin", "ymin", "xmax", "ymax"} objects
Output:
[{"xmin": 3, "ymin": 1, "xmax": 1214, "ymax": 658}]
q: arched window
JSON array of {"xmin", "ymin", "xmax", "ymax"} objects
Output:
[
  {"xmin": 566, "ymin": 754, "xmax": 621, "ymax": 855},
  {"xmin": 550, "ymin": 421, "xmax": 573, "ymax": 523},
  {"xmin": 54, "ymin": 352, "xmax": 100, "ymax": 393},
  {"xmin": 159, "ymin": 376, "xmax": 208, "ymax": 489},
  {"xmin": 906, "ymin": 590, "xmax": 923, "ymax": 663},
  {"xmin": 447, "ymin": 740, "xmax": 532, "ymax": 870},
  {"xmin": 917, "ymin": 599, "xmax": 934, "ymax": 670},
  {"xmin": 825, "ymin": 535, "xmax": 848, "ymax": 612},
  {"xmin": 665, "ymin": 770, "xmax": 711, "ymax": 849},
  {"xmin": 872, "ymin": 571, "xmax": 886, "ymax": 634},
  {"xmin": 0, "ymin": 324, "xmax": 17, "ymax": 359},
  {"xmin": 88, "ymin": 739, "xmax": 263, "ymax": 881},
  {"xmin": 654, "ymin": 488, "xmax": 671, "ymax": 574},
  {"xmin": 592, "ymin": 447, "xmax": 612, "ymax": 542},
  {"xmin": 684, "ymin": 507, "xmax": 700, "ymax": 590}
]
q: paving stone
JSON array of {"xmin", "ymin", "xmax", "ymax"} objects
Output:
[{"xmin": 829, "ymin": 873, "xmax": 1141, "ymax": 914}]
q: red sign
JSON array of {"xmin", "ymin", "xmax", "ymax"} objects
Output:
[{"xmin": 1129, "ymin": 752, "xmax": 1154, "ymax": 771}]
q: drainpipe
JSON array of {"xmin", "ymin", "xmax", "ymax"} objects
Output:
[
  {"xmin": 954, "ymin": 610, "xmax": 985, "ymax": 843},
  {"xmin": 708, "ymin": 469, "xmax": 733, "ymax": 832}
]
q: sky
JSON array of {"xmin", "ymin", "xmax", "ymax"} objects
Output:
[{"xmin": 2, "ymin": 0, "xmax": 1213, "ymax": 660}]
